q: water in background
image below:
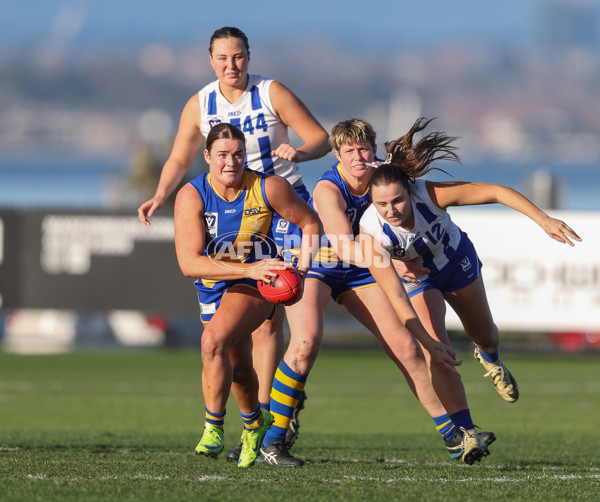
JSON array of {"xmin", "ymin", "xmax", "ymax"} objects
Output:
[
  {"xmin": 0, "ymin": 159, "xmax": 126, "ymax": 210},
  {"xmin": 0, "ymin": 157, "xmax": 599, "ymax": 211}
]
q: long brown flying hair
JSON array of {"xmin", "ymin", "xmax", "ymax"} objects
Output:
[{"xmin": 370, "ymin": 117, "xmax": 460, "ymax": 191}]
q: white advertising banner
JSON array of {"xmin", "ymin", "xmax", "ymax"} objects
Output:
[{"xmin": 444, "ymin": 210, "xmax": 600, "ymax": 332}]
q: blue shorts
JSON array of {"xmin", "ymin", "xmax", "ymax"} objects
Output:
[
  {"xmin": 402, "ymin": 235, "xmax": 482, "ymax": 298},
  {"xmin": 272, "ymin": 184, "xmax": 310, "ymax": 249},
  {"xmin": 307, "ymin": 262, "xmax": 376, "ymax": 304},
  {"xmin": 195, "ymin": 278, "xmax": 258, "ymax": 323}
]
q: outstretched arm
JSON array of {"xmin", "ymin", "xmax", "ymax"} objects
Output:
[
  {"xmin": 359, "ymin": 230, "xmax": 461, "ymax": 375},
  {"xmin": 428, "ymin": 181, "xmax": 582, "ymax": 246},
  {"xmin": 269, "ymin": 81, "xmax": 331, "ymax": 163},
  {"xmin": 138, "ymin": 95, "xmax": 204, "ymax": 225}
]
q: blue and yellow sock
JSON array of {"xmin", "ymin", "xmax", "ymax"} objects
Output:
[
  {"xmin": 433, "ymin": 413, "xmax": 456, "ymax": 442},
  {"xmin": 262, "ymin": 359, "xmax": 307, "ymax": 446},
  {"xmin": 478, "ymin": 349, "xmax": 500, "ymax": 363},
  {"xmin": 449, "ymin": 408, "xmax": 475, "ymax": 434},
  {"xmin": 205, "ymin": 407, "xmax": 226, "ymax": 430},
  {"xmin": 260, "ymin": 402, "xmax": 270, "ymax": 412},
  {"xmin": 240, "ymin": 406, "xmax": 262, "ymax": 430}
]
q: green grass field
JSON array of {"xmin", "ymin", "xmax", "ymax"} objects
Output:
[{"xmin": 1, "ymin": 349, "xmax": 599, "ymax": 501}]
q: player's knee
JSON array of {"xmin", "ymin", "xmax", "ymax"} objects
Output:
[{"xmin": 200, "ymin": 328, "xmax": 228, "ymax": 362}]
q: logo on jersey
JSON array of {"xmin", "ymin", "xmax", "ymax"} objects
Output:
[
  {"xmin": 224, "ymin": 209, "xmax": 236, "ymax": 214},
  {"xmin": 228, "ymin": 111, "xmax": 242, "ymax": 117},
  {"xmin": 206, "ymin": 231, "xmax": 277, "ymax": 265},
  {"xmin": 392, "ymin": 246, "xmax": 407, "ymax": 260},
  {"xmin": 460, "ymin": 256, "xmax": 472, "ymax": 272},
  {"xmin": 244, "ymin": 207, "xmax": 261, "ymax": 216},
  {"xmin": 346, "ymin": 208, "xmax": 357, "ymax": 225},
  {"xmin": 204, "ymin": 212, "xmax": 218, "ymax": 237},
  {"xmin": 276, "ymin": 219, "xmax": 290, "ymax": 234},
  {"xmin": 208, "ymin": 118, "xmax": 222, "ymax": 128}
]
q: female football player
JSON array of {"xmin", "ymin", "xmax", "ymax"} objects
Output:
[
  {"xmin": 139, "ymin": 27, "xmax": 330, "ymax": 458},
  {"xmin": 174, "ymin": 122, "xmax": 321, "ymax": 467},
  {"xmin": 360, "ymin": 117, "xmax": 581, "ymax": 408}
]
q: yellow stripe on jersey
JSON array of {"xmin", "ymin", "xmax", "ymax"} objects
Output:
[
  {"xmin": 336, "ymin": 163, "xmax": 369, "ymax": 197},
  {"xmin": 315, "ymin": 245, "xmax": 340, "ymax": 263},
  {"xmin": 231, "ymin": 171, "xmax": 272, "ymax": 261},
  {"xmin": 201, "ymin": 170, "xmax": 273, "ymax": 289}
]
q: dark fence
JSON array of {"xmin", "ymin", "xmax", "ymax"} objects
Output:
[{"xmin": 0, "ymin": 209, "xmax": 198, "ymax": 314}]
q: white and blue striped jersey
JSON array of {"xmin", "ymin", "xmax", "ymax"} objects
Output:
[
  {"xmin": 198, "ymin": 74, "xmax": 302, "ymax": 185},
  {"xmin": 359, "ymin": 179, "xmax": 464, "ymax": 275}
]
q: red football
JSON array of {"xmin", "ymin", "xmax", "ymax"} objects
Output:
[{"xmin": 258, "ymin": 268, "xmax": 303, "ymax": 304}]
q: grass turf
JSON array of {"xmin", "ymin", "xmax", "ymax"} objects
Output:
[{"xmin": 1, "ymin": 349, "xmax": 599, "ymax": 501}]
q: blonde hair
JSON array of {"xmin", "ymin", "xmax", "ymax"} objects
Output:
[{"xmin": 329, "ymin": 118, "xmax": 376, "ymax": 151}]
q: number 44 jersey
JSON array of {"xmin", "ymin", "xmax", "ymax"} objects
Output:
[{"xmin": 198, "ymin": 74, "xmax": 302, "ymax": 186}]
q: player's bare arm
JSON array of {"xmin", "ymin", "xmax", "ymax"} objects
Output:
[
  {"xmin": 138, "ymin": 96, "xmax": 205, "ymax": 224},
  {"xmin": 269, "ymin": 81, "xmax": 330, "ymax": 163},
  {"xmin": 265, "ymin": 175, "xmax": 322, "ymax": 274},
  {"xmin": 428, "ymin": 181, "xmax": 582, "ymax": 246},
  {"xmin": 313, "ymin": 180, "xmax": 365, "ymax": 266}
]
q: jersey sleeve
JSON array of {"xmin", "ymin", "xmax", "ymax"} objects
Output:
[{"xmin": 359, "ymin": 205, "xmax": 391, "ymax": 248}]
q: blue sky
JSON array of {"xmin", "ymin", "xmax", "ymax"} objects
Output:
[{"xmin": 2, "ymin": 0, "xmax": 545, "ymax": 54}]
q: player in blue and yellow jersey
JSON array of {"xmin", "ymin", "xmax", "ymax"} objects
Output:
[
  {"xmin": 259, "ymin": 119, "xmax": 495, "ymax": 466},
  {"xmin": 174, "ymin": 123, "xmax": 321, "ymax": 468},
  {"xmin": 360, "ymin": 117, "xmax": 581, "ymax": 407},
  {"xmin": 138, "ymin": 28, "xmax": 330, "ymax": 460}
]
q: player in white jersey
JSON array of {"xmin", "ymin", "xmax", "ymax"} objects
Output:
[
  {"xmin": 359, "ymin": 117, "xmax": 581, "ymax": 406},
  {"xmin": 198, "ymin": 74, "xmax": 302, "ymax": 185},
  {"xmin": 137, "ymin": 27, "xmax": 330, "ymax": 460},
  {"xmin": 260, "ymin": 119, "xmax": 496, "ymax": 467}
]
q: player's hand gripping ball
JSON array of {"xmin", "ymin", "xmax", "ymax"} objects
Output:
[{"xmin": 258, "ymin": 268, "xmax": 303, "ymax": 305}]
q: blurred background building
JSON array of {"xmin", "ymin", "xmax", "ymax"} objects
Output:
[{"xmin": 1, "ymin": 0, "xmax": 599, "ymax": 352}]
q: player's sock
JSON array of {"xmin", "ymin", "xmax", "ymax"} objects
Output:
[
  {"xmin": 260, "ymin": 402, "xmax": 270, "ymax": 411},
  {"xmin": 262, "ymin": 359, "xmax": 307, "ymax": 447},
  {"xmin": 433, "ymin": 413, "xmax": 456, "ymax": 442},
  {"xmin": 241, "ymin": 406, "xmax": 263, "ymax": 430},
  {"xmin": 205, "ymin": 407, "xmax": 225, "ymax": 430},
  {"xmin": 477, "ymin": 349, "xmax": 500, "ymax": 363},
  {"xmin": 449, "ymin": 408, "xmax": 475, "ymax": 433}
]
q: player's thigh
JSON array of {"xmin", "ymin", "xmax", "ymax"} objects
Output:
[
  {"xmin": 443, "ymin": 275, "xmax": 495, "ymax": 336},
  {"xmin": 206, "ymin": 285, "xmax": 275, "ymax": 347},
  {"xmin": 409, "ymin": 288, "xmax": 451, "ymax": 345},
  {"xmin": 342, "ymin": 285, "xmax": 418, "ymax": 351}
]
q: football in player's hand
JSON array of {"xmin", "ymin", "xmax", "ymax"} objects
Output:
[{"xmin": 258, "ymin": 268, "xmax": 303, "ymax": 304}]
